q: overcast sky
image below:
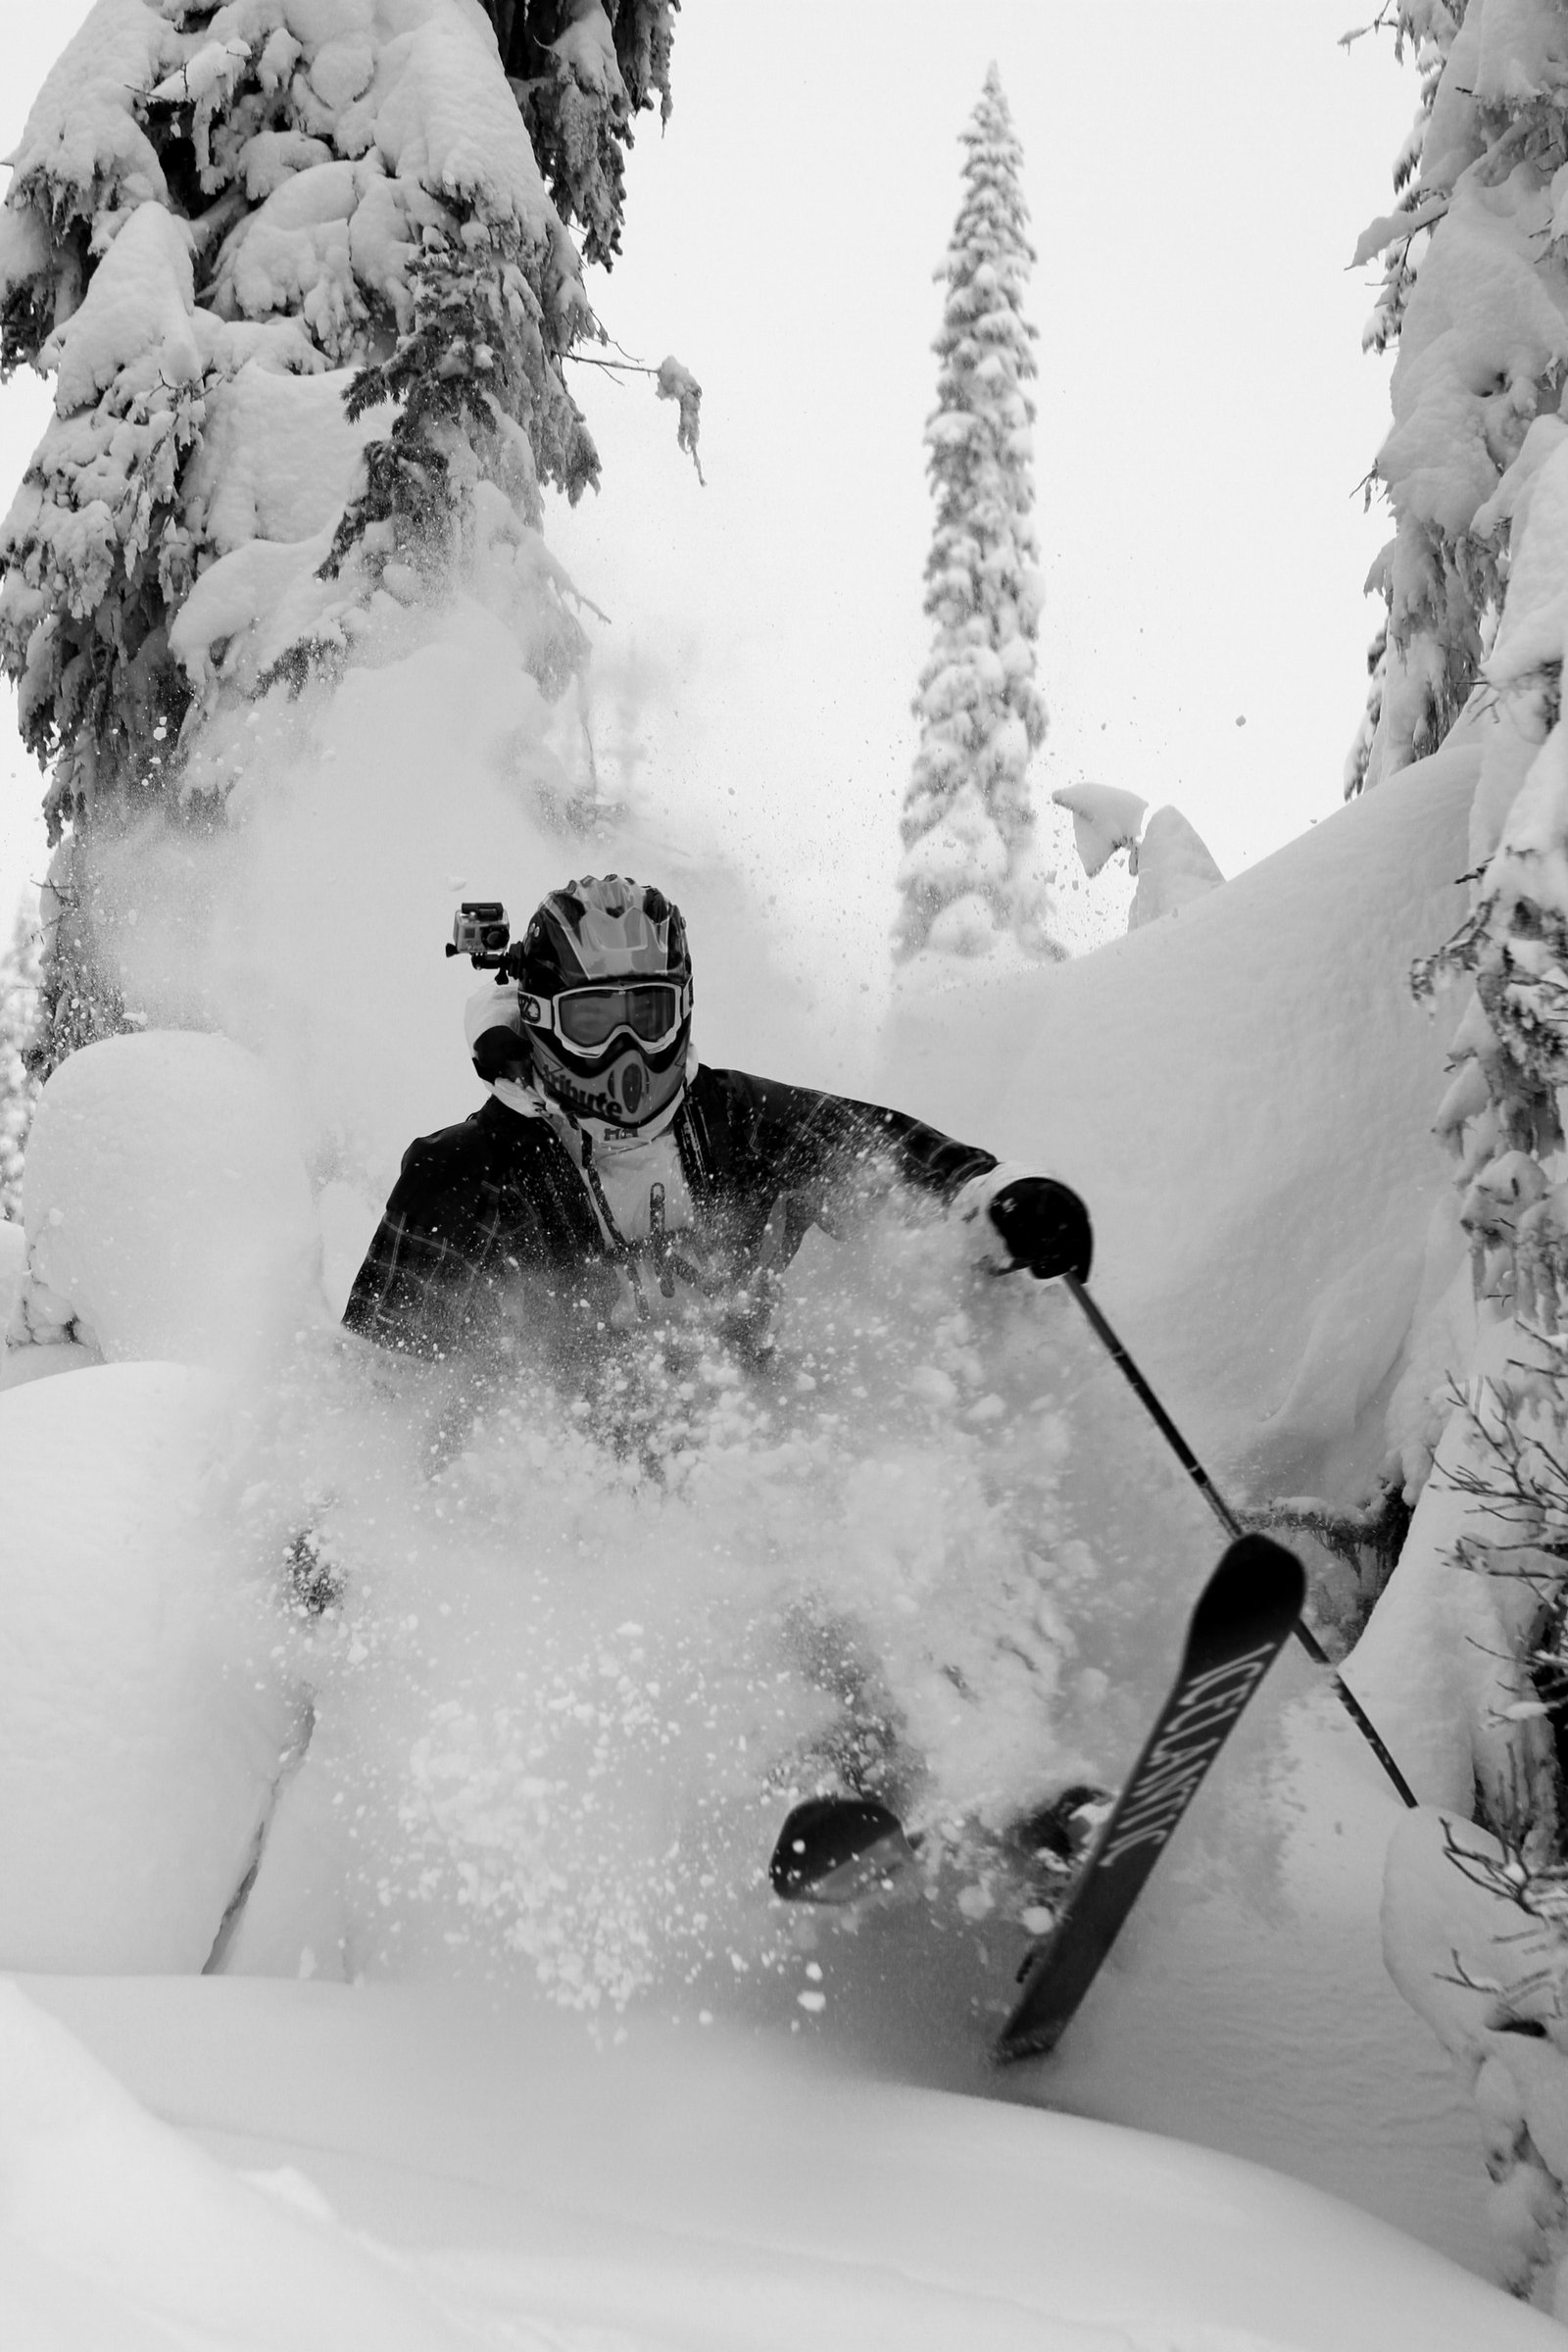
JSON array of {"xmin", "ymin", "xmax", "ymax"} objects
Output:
[{"xmin": 0, "ymin": 1, "xmax": 1415, "ymax": 959}]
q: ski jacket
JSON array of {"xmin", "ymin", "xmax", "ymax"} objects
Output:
[{"xmin": 342, "ymin": 1065, "xmax": 996, "ymax": 1366}]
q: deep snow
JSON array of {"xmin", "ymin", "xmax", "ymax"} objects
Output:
[
  {"xmin": 0, "ymin": 3, "xmax": 1544, "ymax": 2341},
  {"xmin": 11, "ymin": 1971, "xmax": 1560, "ymax": 2352}
]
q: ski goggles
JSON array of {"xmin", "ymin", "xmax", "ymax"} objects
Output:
[{"xmin": 520, "ymin": 979, "xmax": 691, "ymax": 1052}]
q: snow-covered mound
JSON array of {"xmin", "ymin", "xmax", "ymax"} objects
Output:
[
  {"xmin": 881, "ymin": 736, "xmax": 1479, "ymax": 1504},
  {"xmin": 11, "ymin": 1973, "xmax": 1557, "ymax": 2352},
  {"xmin": 0, "ymin": 1362, "xmax": 294, "ymax": 1971},
  {"xmin": 15, "ymin": 1030, "xmax": 320, "ymax": 1373},
  {"xmin": 1127, "ymin": 804, "xmax": 1224, "ymax": 928}
]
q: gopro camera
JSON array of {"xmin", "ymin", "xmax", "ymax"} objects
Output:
[{"xmin": 447, "ymin": 902, "xmax": 512, "ymax": 967}]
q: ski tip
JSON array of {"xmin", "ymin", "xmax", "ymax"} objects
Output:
[
  {"xmin": 1201, "ymin": 1533, "xmax": 1305, "ymax": 1636},
  {"xmin": 768, "ymin": 1794, "xmax": 910, "ymax": 1901}
]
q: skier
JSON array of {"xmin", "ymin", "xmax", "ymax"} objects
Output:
[
  {"xmin": 334, "ymin": 873, "xmax": 1099, "ymax": 1904},
  {"xmin": 343, "ymin": 873, "xmax": 1091, "ymax": 1367}
]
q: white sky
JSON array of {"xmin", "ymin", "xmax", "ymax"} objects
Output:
[{"xmin": 0, "ymin": 0, "xmax": 1417, "ymax": 958}]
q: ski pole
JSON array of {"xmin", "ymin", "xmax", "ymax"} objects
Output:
[{"xmin": 1062, "ymin": 1272, "xmax": 1419, "ymax": 1811}]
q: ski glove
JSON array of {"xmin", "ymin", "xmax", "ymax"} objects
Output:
[{"xmin": 956, "ymin": 1164, "xmax": 1093, "ymax": 1283}]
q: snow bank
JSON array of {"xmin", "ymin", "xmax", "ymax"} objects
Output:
[
  {"xmin": 15, "ymin": 1030, "xmax": 321, "ymax": 1373},
  {"xmin": 0, "ymin": 1363, "xmax": 294, "ymax": 1972},
  {"xmin": 23, "ymin": 1972, "xmax": 1561, "ymax": 2352},
  {"xmin": 880, "ymin": 735, "xmax": 1480, "ymax": 1503}
]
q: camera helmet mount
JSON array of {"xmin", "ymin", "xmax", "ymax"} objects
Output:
[{"xmin": 448, "ymin": 880, "xmax": 693, "ymax": 1131}]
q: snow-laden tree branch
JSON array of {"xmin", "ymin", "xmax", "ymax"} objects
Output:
[{"xmin": 0, "ymin": 0, "xmax": 678, "ymax": 1070}]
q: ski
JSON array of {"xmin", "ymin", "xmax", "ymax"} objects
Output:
[{"xmin": 995, "ymin": 1532, "xmax": 1303, "ymax": 2063}]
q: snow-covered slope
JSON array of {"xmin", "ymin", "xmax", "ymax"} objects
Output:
[{"xmin": 11, "ymin": 1974, "xmax": 1558, "ymax": 2352}]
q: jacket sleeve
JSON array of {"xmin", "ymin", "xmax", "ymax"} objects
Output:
[
  {"xmin": 342, "ymin": 1129, "xmax": 514, "ymax": 1359},
  {"xmin": 696, "ymin": 1069, "xmax": 996, "ymax": 1221}
]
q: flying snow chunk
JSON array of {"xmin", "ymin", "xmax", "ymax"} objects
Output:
[
  {"xmin": 0, "ymin": 1362, "xmax": 295, "ymax": 1972},
  {"xmin": 21, "ymin": 1030, "xmax": 321, "ymax": 1370},
  {"xmin": 1052, "ymin": 781, "xmax": 1148, "ymax": 878}
]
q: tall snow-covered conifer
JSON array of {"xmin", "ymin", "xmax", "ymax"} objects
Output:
[
  {"xmin": 0, "ymin": 0, "xmax": 673, "ymax": 1068},
  {"xmin": 1344, "ymin": 2, "xmax": 1568, "ymax": 2286},
  {"xmin": 896, "ymin": 65, "xmax": 1053, "ymax": 962},
  {"xmin": 1345, "ymin": 1, "xmax": 1553, "ymax": 794}
]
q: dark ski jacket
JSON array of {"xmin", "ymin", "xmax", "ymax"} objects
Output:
[{"xmin": 342, "ymin": 1066, "xmax": 996, "ymax": 1366}]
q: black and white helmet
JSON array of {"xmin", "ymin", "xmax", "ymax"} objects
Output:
[{"xmin": 512, "ymin": 875, "xmax": 693, "ymax": 1130}]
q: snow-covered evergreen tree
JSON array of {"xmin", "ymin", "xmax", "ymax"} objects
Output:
[
  {"xmin": 1345, "ymin": 0, "xmax": 1565, "ymax": 794},
  {"xmin": 895, "ymin": 65, "xmax": 1054, "ymax": 962},
  {"xmin": 0, "ymin": 900, "xmax": 42, "ymax": 1222},
  {"xmin": 476, "ymin": 2, "xmax": 675, "ymax": 270},
  {"xmin": 0, "ymin": 0, "xmax": 672, "ymax": 1068},
  {"xmin": 1346, "ymin": 1, "xmax": 1568, "ymax": 2289}
]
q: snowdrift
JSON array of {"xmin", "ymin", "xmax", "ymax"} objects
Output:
[
  {"xmin": 11, "ymin": 1974, "xmax": 1558, "ymax": 2352},
  {"xmin": 0, "ymin": 1362, "xmax": 295, "ymax": 1971},
  {"xmin": 879, "ymin": 736, "xmax": 1479, "ymax": 1503}
]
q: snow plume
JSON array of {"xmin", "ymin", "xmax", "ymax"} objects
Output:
[
  {"xmin": 211, "ymin": 1221, "xmax": 1223, "ymax": 2009},
  {"xmin": 59, "ymin": 587, "xmax": 832, "ymax": 1225},
  {"xmin": 0, "ymin": 986, "xmax": 1248, "ymax": 2012}
]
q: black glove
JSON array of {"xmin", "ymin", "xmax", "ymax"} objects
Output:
[{"xmin": 987, "ymin": 1177, "xmax": 1093, "ymax": 1283}]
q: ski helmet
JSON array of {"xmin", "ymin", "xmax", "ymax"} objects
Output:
[{"xmin": 515, "ymin": 876, "xmax": 693, "ymax": 1130}]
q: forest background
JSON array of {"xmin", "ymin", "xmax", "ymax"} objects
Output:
[{"xmin": 0, "ymin": 0, "xmax": 1415, "ymax": 977}]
